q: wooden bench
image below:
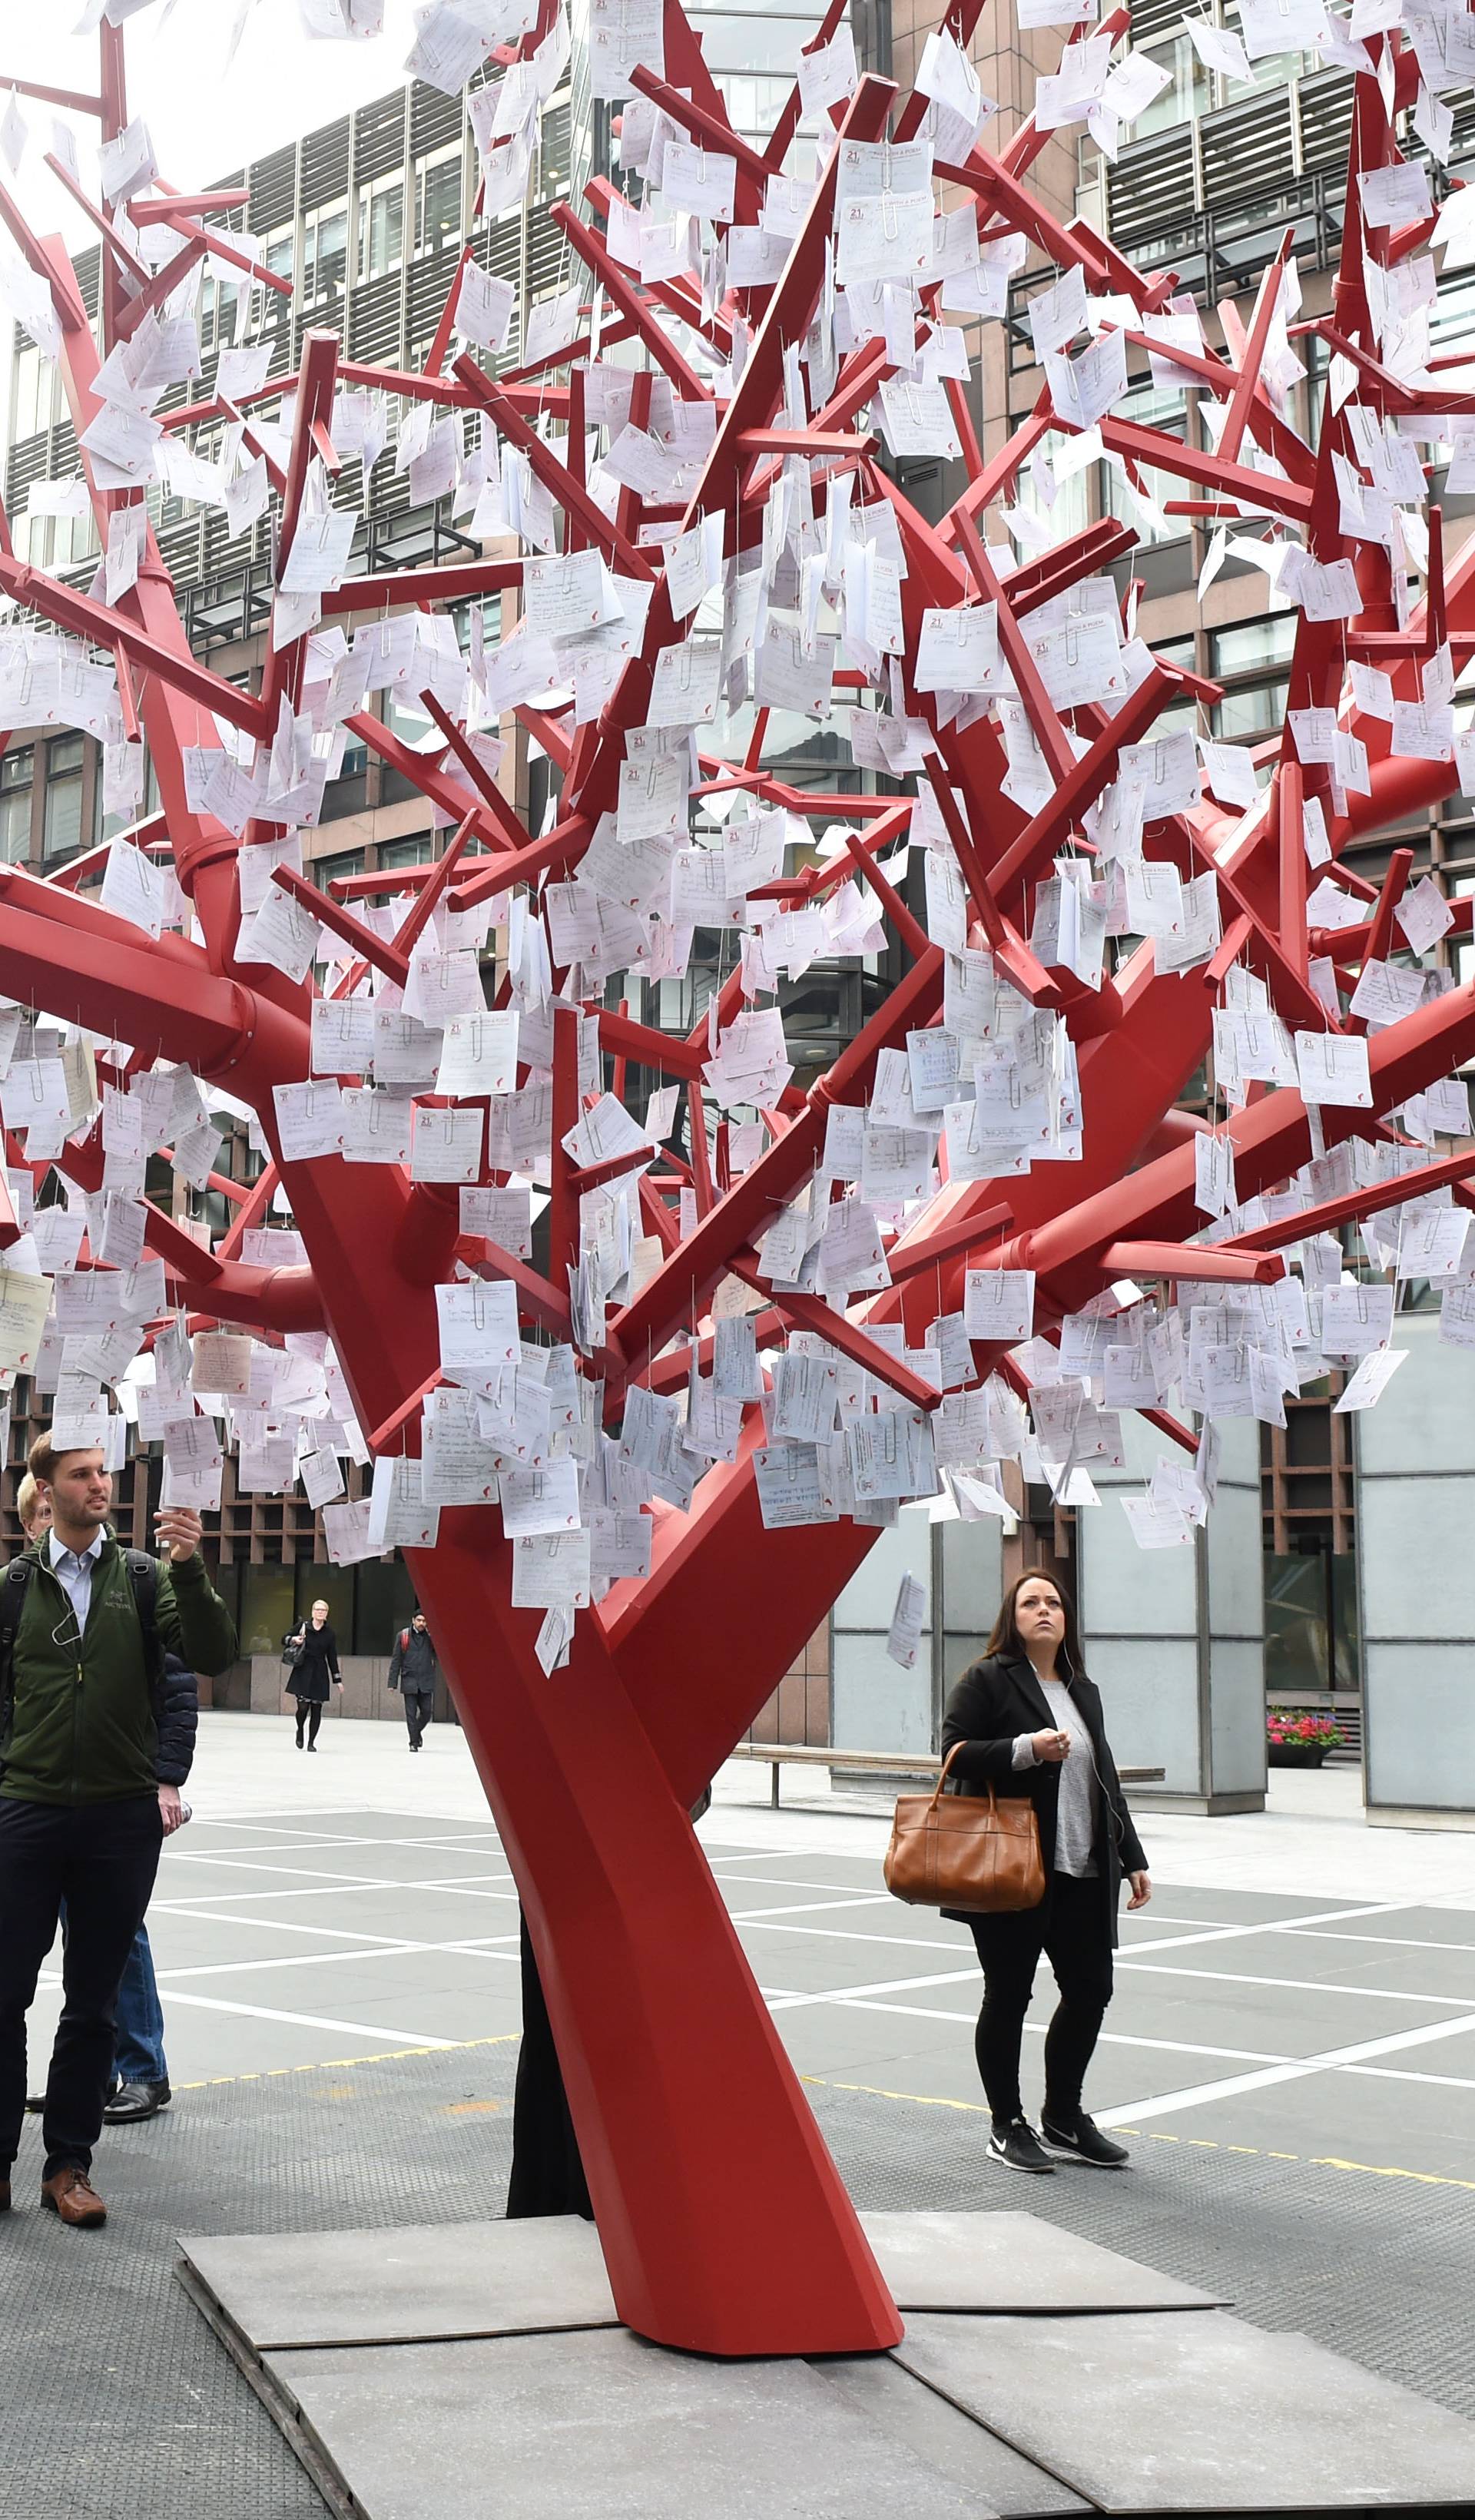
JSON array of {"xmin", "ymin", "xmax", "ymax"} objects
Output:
[{"xmin": 728, "ymin": 1741, "xmax": 1165, "ymax": 1809}]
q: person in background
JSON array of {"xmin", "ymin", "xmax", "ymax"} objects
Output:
[
  {"xmin": 387, "ymin": 1608, "xmax": 439, "ymax": 1751},
  {"xmin": 15, "ymin": 1475, "xmax": 194, "ymax": 2128},
  {"xmin": 0, "ymin": 1437, "xmax": 236, "ymax": 2228},
  {"xmin": 941, "ymin": 1568, "xmax": 1150, "ymax": 2178},
  {"xmin": 283, "ymin": 1597, "xmax": 341, "ymax": 1750}
]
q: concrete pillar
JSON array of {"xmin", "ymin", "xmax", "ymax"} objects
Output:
[
  {"xmin": 830, "ymin": 1511, "xmax": 1005, "ymax": 1753},
  {"xmin": 937, "ymin": 1515, "xmax": 1005, "ymax": 1718},
  {"xmin": 1357, "ymin": 1311, "xmax": 1475, "ymax": 1827},
  {"xmin": 1079, "ymin": 1414, "xmax": 1266, "ymax": 1815},
  {"xmin": 831, "ymin": 1518, "xmax": 934, "ymax": 1753}
]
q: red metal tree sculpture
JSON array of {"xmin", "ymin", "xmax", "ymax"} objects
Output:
[{"xmin": 1, "ymin": 0, "xmax": 1474, "ymax": 2356}]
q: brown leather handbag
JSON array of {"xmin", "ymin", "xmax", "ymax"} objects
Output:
[{"xmin": 884, "ymin": 1744, "xmax": 1046, "ymax": 1914}]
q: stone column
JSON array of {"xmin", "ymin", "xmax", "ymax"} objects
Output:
[
  {"xmin": 1079, "ymin": 1413, "xmax": 1266, "ymax": 1815},
  {"xmin": 830, "ymin": 1518, "xmax": 934, "ymax": 1755},
  {"xmin": 1357, "ymin": 1311, "xmax": 1475, "ymax": 1828},
  {"xmin": 830, "ymin": 1512, "xmax": 1005, "ymax": 1753}
]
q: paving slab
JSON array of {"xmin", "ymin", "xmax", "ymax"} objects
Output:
[
  {"xmin": 893, "ymin": 2309, "xmax": 1475, "ymax": 2512},
  {"xmin": 859, "ymin": 2210, "xmax": 1218, "ymax": 2314},
  {"xmin": 814, "ymin": 2356, "xmax": 1090, "ymax": 2518},
  {"xmin": 264, "ymin": 2329, "xmax": 1003, "ymax": 2520},
  {"xmin": 178, "ymin": 2217, "xmax": 617, "ymax": 2349}
]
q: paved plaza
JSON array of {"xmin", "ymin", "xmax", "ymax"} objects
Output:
[{"xmin": 5, "ymin": 1713, "xmax": 1475, "ymax": 2518}]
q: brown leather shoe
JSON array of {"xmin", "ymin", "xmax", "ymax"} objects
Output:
[
  {"xmin": 41, "ymin": 2167, "xmax": 106, "ymax": 2227},
  {"xmin": 0, "ymin": 2180, "xmax": 10, "ymax": 2213}
]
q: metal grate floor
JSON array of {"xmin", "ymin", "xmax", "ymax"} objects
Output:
[{"xmin": 5, "ymin": 2028, "xmax": 1475, "ymax": 2518}]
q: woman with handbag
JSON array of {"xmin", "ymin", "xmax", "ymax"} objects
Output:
[
  {"xmin": 282, "ymin": 1599, "xmax": 343, "ymax": 1750},
  {"xmin": 940, "ymin": 1570, "xmax": 1151, "ymax": 2176}
]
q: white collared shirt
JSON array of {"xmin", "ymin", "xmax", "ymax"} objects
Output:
[{"xmin": 46, "ymin": 1524, "xmax": 106, "ymax": 1637}]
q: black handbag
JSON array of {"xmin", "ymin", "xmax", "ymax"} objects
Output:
[{"xmin": 280, "ymin": 1632, "xmax": 307, "ymax": 1675}]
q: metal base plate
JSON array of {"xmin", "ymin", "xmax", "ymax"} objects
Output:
[
  {"xmin": 176, "ymin": 2213, "xmax": 1475, "ymax": 2519},
  {"xmin": 176, "ymin": 2209, "xmax": 1214, "ymax": 2352},
  {"xmin": 894, "ymin": 2308, "xmax": 1475, "ymax": 2513},
  {"xmin": 858, "ymin": 2210, "xmax": 1217, "ymax": 2314}
]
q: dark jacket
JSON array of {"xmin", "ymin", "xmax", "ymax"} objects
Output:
[
  {"xmin": 387, "ymin": 1626, "xmax": 439, "ymax": 1693},
  {"xmin": 284, "ymin": 1620, "xmax": 340, "ymax": 1703},
  {"xmin": 156, "ymin": 1653, "xmax": 199, "ymax": 1788},
  {"xmin": 1, "ymin": 1540, "xmax": 236, "ymax": 1807},
  {"xmin": 940, "ymin": 1652, "xmax": 1147, "ymax": 1945}
]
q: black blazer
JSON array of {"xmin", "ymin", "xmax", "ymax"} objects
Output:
[{"xmin": 940, "ymin": 1652, "xmax": 1147, "ymax": 1942}]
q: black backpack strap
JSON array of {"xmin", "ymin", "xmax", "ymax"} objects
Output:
[
  {"xmin": 0, "ymin": 1556, "xmax": 38, "ymax": 1763},
  {"xmin": 122, "ymin": 1548, "xmax": 162, "ymax": 1684}
]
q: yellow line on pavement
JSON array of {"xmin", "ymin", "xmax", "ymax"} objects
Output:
[
  {"xmin": 174, "ymin": 2031, "xmax": 519, "ymax": 2091},
  {"xmin": 800, "ymin": 2077, "xmax": 1475, "ymax": 2194},
  {"xmin": 1309, "ymin": 2153, "xmax": 1475, "ymax": 2194},
  {"xmin": 802, "ymin": 2074, "xmax": 988, "ymax": 2113},
  {"xmin": 175, "ymin": 2052, "xmax": 1475, "ymax": 2197}
]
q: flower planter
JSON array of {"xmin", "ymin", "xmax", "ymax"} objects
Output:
[{"xmin": 1268, "ymin": 1743, "xmax": 1331, "ymax": 1769}]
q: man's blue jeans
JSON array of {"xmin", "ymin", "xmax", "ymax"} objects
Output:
[{"xmin": 113, "ymin": 1923, "xmax": 167, "ymax": 2087}]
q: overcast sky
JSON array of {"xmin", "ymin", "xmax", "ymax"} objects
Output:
[{"xmin": 2, "ymin": 0, "xmax": 422, "ymax": 244}]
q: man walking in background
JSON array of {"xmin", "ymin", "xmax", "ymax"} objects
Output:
[
  {"xmin": 388, "ymin": 1609, "xmax": 440, "ymax": 1751},
  {"xmin": 0, "ymin": 1438, "xmax": 237, "ymax": 2227}
]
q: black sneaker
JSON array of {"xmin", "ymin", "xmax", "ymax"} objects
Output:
[
  {"xmin": 987, "ymin": 2117, "xmax": 1055, "ymax": 2174},
  {"xmin": 1041, "ymin": 2110, "xmax": 1129, "ymax": 2168}
]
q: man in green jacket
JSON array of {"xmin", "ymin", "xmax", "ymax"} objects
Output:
[{"xmin": 0, "ymin": 1435, "xmax": 237, "ymax": 2229}]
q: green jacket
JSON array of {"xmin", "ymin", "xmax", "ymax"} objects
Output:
[{"xmin": 0, "ymin": 1537, "xmax": 238, "ymax": 1808}]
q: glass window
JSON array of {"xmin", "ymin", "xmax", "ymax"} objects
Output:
[
  {"xmin": 1265, "ymin": 1544, "xmax": 1359, "ymax": 1694},
  {"xmin": 1224, "ymin": 45, "xmax": 1306, "ymax": 95},
  {"xmin": 240, "ymin": 1561, "xmax": 296, "ymax": 1659},
  {"xmin": 416, "ymin": 153, "xmax": 462, "ymax": 255},
  {"xmin": 356, "ymin": 1555, "xmax": 416, "ymax": 1655},
  {"xmin": 539, "ymin": 104, "xmax": 571, "ymax": 194},
  {"xmin": 1129, "ymin": 33, "xmax": 1211, "ymax": 138},
  {"xmin": 253, "ymin": 230, "xmax": 295, "ymax": 327},
  {"xmin": 333, "ymin": 727, "xmax": 370, "ymax": 781},
  {"xmin": 101, "ymin": 740, "xmax": 151, "ymax": 841},
  {"xmin": 0, "ymin": 747, "xmax": 33, "ymax": 865},
  {"xmin": 12, "ymin": 346, "xmax": 50, "ymax": 440},
  {"xmin": 378, "ymin": 834, "xmax": 435, "ymax": 870},
  {"xmin": 201, "ymin": 270, "xmax": 240, "ymax": 350},
  {"xmin": 1210, "ymin": 615, "xmax": 1298, "ymax": 679},
  {"xmin": 42, "ymin": 735, "xmax": 85, "ymax": 862},
  {"xmin": 53, "ymin": 505, "xmax": 101, "ymax": 571},
  {"xmin": 359, "ymin": 181, "xmax": 404, "ymax": 281},
  {"xmin": 313, "ymin": 847, "xmax": 366, "ymax": 884},
  {"xmin": 1107, "ymin": 383, "xmax": 1188, "ymax": 544},
  {"xmin": 1013, "ymin": 429, "xmax": 1092, "ymax": 549},
  {"xmin": 305, "ymin": 203, "xmax": 349, "ymax": 301},
  {"xmin": 384, "ymin": 688, "xmax": 433, "ymax": 746},
  {"xmin": 1215, "ymin": 677, "xmax": 1288, "ymax": 741}
]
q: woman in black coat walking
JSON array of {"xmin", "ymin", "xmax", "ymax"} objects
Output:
[
  {"xmin": 941, "ymin": 1568, "xmax": 1151, "ymax": 2176},
  {"xmin": 283, "ymin": 1598, "xmax": 342, "ymax": 1750}
]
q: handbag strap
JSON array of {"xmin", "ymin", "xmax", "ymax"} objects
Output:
[{"xmin": 930, "ymin": 1743, "xmax": 995, "ymax": 1815}]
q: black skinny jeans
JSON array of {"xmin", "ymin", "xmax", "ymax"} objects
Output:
[
  {"xmin": 970, "ymin": 1872, "xmax": 1113, "ymax": 2125},
  {"xmin": 294, "ymin": 1699, "xmax": 323, "ymax": 1746},
  {"xmin": 0, "ymin": 1793, "xmax": 163, "ymax": 2179}
]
